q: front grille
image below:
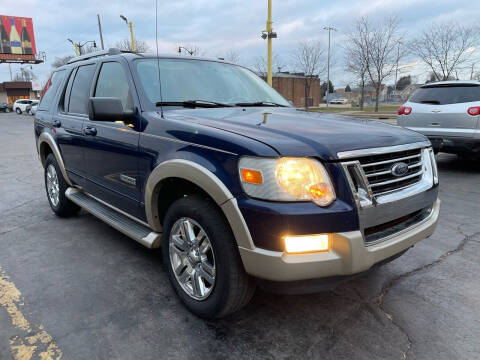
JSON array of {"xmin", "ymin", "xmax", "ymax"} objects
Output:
[{"xmin": 354, "ymin": 148, "xmax": 424, "ymax": 197}]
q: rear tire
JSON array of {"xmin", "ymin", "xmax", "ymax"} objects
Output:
[
  {"xmin": 15, "ymin": 108, "xmax": 21, "ymax": 114},
  {"xmin": 162, "ymin": 194, "xmax": 255, "ymax": 319},
  {"xmin": 44, "ymin": 154, "xmax": 80, "ymax": 217}
]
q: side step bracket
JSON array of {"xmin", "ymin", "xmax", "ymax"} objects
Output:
[{"xmin": 65, "ymin": 187, "xmax": 161, "ymax": 249}]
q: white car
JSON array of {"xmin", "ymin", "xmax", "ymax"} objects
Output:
[{"xmin": 13, "ymin": 99, "xmax": 39, "ymax": 114}]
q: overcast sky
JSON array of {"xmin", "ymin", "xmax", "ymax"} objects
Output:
[{"xmin": 1, "ymin": 0, "xmax": 479, "ymax": 88}]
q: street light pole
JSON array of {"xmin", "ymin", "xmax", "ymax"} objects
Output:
[
  {"xmin": 120, "ymin": 15, "xmax": 136, "ymax": 52},
  {"xmin": 323, "ymin": 26, "xmax": 337, "ymax": 108},
  {"xmin": 261, "ymin": 0, "xmax": 277, "ymax": 86},
  {"xmin": 393, "ymin": 41, "xmax": 402, "ymax": 99}
]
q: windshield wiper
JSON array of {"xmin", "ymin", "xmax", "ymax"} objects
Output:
[
  {"xmin": 420, "ymin": 100, "xmax": 441, "ymax": 105},
  {"xmin": 155, "ymin": 100, "xmax": 233, "ymax": 108},
  {"xmin": 234, "ymin": 101, "xmax": 288, "ymax": 107}
]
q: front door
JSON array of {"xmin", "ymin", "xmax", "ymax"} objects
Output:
[{"xmin": 82, "ymin": 60, "xmax": 142, "ymax": 218}]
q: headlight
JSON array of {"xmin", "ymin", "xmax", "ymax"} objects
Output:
[{"xmin": 238, "ymin": 157, "xmax": 336, "ymax": 206}]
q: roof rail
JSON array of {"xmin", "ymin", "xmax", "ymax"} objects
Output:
[{"xmin": 67, "ymin": 48, "xmax": 122, "ymax": 64}]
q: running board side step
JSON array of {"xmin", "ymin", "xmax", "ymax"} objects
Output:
[{"xmin": 65, "ymin": 187, "xmax": 161, "ymax": 249}]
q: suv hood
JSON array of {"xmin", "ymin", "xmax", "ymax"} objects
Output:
[{"xmin": 165, "ymin": 107, "xmax": 428, "ymax": 160}]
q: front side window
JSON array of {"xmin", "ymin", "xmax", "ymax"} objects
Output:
[
  {"xmin": 68, "ymin": 64, "xmax": 96, "ymax": 114},
  {"xmin": 38, "ymin": 70, "xmax": 66, "ymax": 111},
  {"xmin": 94, "ymin": 62, "xmax": 132, "ymax": 110},
  {"xmin": 135, "ymin": 59, "xmax": 290, "ymax": 107}
]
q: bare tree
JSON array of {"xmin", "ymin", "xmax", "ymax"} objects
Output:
[
  {"xmin": 292, "ymin": 40, "xmax": 325, "ymax": 108},
  {"xmin": 52, "ymin": 55, "xmax": 74, "ymax": 68},
  {"xmin": 251, "ymin": 54, "xmax": 282, "ymax": 77},
  {"xmin": 356, "ymin": 17, "xmax": 403, "ymax": 112},
  {"xmin": 177, "ymin": 44, "xmax": 205, "ymax": 57},
  {"xmin": 344, "ymin": 26, "xmax": 369, "ymax": 109},
  {"xmin": 411, "ymin": 22, "xmax": 478, "ymax": 82},
  {"xmin": 223, "ymin": 50, "xmax": 241, "ymax": 64},
  {"xmin": 115, "ymin": 38, "xmax": 150, "ymax": 53}
]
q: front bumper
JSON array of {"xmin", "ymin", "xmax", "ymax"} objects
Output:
[{"xmin": 238, "ymin": 198, "xmax": 440, "ymax": 282}]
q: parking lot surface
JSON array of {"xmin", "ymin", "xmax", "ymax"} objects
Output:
[{"xmin": 1, "ymin": 113, "xmax": 479, "ymax": 360}]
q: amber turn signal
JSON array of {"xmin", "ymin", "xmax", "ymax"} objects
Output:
[{"xmin": 241, "ymin": 168, "xmax": 263, "ymax": 185}]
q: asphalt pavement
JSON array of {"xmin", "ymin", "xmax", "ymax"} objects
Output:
[{"xmin": 1, "ymin": 113, "xmax": 479, "ymax": 360}]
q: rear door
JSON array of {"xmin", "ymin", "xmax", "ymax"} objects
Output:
[
  {"xmin": 405, "ymin": 84, "xmax": 480, "ymax": 138},
  {"xmin": 82, "ymin": 59, "xmax": 142, "ymax": 218},
  {"xmin": 54, "ymin": 63, "xmax": 97, "ymax": 185}
]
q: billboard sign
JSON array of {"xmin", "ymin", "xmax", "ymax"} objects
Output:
[{"xmin": 0, "ymin": 15, "xmax": 37, "ymax": 63}]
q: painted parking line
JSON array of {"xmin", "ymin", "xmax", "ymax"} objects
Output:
[{"xmin": 0, "ymin": 267, "xmax": 62, "ymax": 360}]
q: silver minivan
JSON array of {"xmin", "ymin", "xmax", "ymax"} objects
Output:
[{"xmin": 398, "ymin": 81, "xmax": 480, "ymax": 157}]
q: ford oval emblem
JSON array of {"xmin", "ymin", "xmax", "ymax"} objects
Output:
[{"xmin": 391, "ymin": 162, "xmax": 409, "ymax": 177}]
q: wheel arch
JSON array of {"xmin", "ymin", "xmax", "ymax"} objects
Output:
[
  {"xmin": 37, "ymin": 132, "xmax": 73, "ymax": 187},
  {"xmin": 145, "ymin": 159, "xmax": 254, "ymax": 250}
]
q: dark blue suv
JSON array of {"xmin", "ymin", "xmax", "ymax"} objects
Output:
[{"xmin": 35, "ymin": 49, "xmax": 440, "ymax": 318}]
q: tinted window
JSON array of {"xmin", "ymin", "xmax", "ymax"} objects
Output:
[
  {"xmin": 410, "ymin": 85, "xmax": 480, "ymax": 105},
  {"xmin": 95, "ymin": 62, "xmax": 132, "ymax": 110},
  {"xmin": 68, "ymin": 64, "xmax": 96, "ymax": 114},
  {"xmin": 38, "ymin": 70, "xmax": 66, "ymax": 111}
]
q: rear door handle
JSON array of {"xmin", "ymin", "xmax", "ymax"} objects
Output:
[
  {"xmin": 52, "ymin": 120, "xmax": 61, "ymax": 128},
  {"xmin": 430, "ymin": 123, "xmax": 440, "ymax": 126},
  {"xmin": 83, "ymin": 126, "xmax": 97, "ymax": 136}
]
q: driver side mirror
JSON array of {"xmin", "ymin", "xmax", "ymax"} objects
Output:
[{"xmin": 88, "ymin": 97, "xmax": 134, "ymax": 123}]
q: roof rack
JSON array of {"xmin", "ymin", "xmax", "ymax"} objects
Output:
[{"xmin": 67, "ymin": 48, "xmax": 122, "ymax": 64}]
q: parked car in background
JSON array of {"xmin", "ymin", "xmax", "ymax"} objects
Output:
[
  {"xmin": 26, "ymin": 103, "xmax": 38, "ymax": 115},
  {"xmin": 398, "ymin": 81, "xmax": 480, "ymax": 158},
  {"xmin": 0, "ymin": 102, "xmax": 13, "ymax": 113},
  {"xmin": 329, "ymin": 98, "xmax": 348, "ymax": 105},
  {"xmin": 13, "ymin": 99, "xmax": 39, "ymax": 114}
]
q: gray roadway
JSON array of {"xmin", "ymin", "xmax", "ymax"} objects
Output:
[{"xmin": 0, "ymin": 113, "xmax": 479, "ymax": 360}]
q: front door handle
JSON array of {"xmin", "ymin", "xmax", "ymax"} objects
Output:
[
  {"xmin": 83, "ymin": 126, "xmax": 97, "ymax": 136},
  {"xmin": 52, "ymin": 120, "xmax": 61, "ymax": 128}
]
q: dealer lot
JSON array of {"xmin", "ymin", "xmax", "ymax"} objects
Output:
[{"xmin": 1, "ymin": 113, "xmax": 479, "ymax": 360}]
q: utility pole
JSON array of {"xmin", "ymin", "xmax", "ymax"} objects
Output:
[
  {"xmin": 8, "ymin": 64, "xmax": 12, "ymax": 81},
  {"xmin": 261, "ymin": 0, "xmax": 277, "ymax": 86},
  {"xmin": 393, "ymin": 41, "xmax": 402, "ymax": 99},
  {"xmin": 97, "ymin": 14, "xmax": 105, "ymax": 50},
  {"xmin": 120, "ymin": 15, "xmax": 136, "ymax": 52},
  {"xmin": 323, "ymin": 26, "xmax": 337, "ymax": 108}
]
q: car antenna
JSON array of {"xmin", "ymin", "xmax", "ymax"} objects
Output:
[{"xmin": 155, "ymin": 0, "xmax": 164, "ymax": 118}]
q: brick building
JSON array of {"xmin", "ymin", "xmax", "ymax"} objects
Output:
[{"xmin": 270, "ymin": 72, "xmax": 322, "ymax": 108}]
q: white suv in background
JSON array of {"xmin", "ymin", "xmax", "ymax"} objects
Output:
[
  {"xmin": 13, "ymin": 99, "xmax": 39, "ymax": 114},
  {"xmin": 398, "ymin": 81, "xmax": 480, "ymax": 158}
]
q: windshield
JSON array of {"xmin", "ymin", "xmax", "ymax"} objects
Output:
[{"xmin": 135, "ymin": 59, "xmax": 291, "ymax": 107}]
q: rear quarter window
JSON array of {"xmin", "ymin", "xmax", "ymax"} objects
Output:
[
  {"xmin": 410, "ymin": 85, "xmax": 480, "ymax": 105},
  {"xmin": 38, "ymin": 70, "xmax": 66, "ymax": 111}
]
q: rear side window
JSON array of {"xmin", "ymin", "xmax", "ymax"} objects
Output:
[
  {"xmin": 94, "ymin": 62, "xmax": 133, "ymax": 110},
  {"xmin": 68, "ymin": 64, "xmax": 96, "ymax": 114},
  {"xmin": 410, "ymin": 85, "xmax": 480, "ymax": 105},
  {"xmin": 38, "ymin": 70, "xmax": 66, "ymax": 111}
]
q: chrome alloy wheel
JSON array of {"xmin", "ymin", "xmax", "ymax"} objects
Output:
[
  {"xmin": 169, "ymin": 217, "xmax": 216, "ymax": 300},
  {"xmin": 46, "ymin": 164, "xmax": 60, "ymax": 207}
]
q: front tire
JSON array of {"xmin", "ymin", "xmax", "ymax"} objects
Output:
[
  {"xmin": 162, "ymin": 195, "xmax": 255, "ymax": 319},
  {"xmin": 44, "ymin": 154, "xmax": 80, "ymax": 217},
  {"xmin": 15, "ymin": 107, "xmax": 21, "ymax": 114}
]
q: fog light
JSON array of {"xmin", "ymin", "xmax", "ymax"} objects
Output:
[{"xmin": 284, "ymin": 234, "xmax": 330, "ymax": 254}]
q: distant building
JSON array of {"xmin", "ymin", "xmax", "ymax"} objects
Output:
[
  {"xmin": 269, "ymin": 72, "xmax": 321, "ymax": 108},
  {"xmin": 0, "ymin": 82, "xmax": 38, "ymax": 104}
]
